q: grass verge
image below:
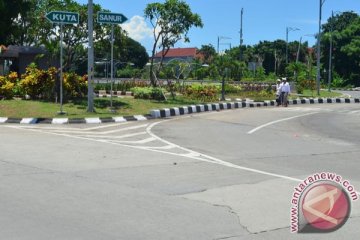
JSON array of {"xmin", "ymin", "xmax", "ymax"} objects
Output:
[
  {"xmin": 0, "ymin": 89, "xmax": 346, "ymax": 118},
  {"xmin": 0, "ymin": 97, "xmax": 201, "ymax": 118}
]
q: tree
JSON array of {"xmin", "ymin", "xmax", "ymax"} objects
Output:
[
  {"xmin": 321, "ymin": 12, "xmax": 360, "ymax": 85},
  {"xmin": 11, "ymin": 0, "xmax": 106, "ymax": 72},
  {"xmin": 94, "ymin": 29, "xmax": 149, "ymax": 75},
  {"xmin": 144, "ymin": 0, "xmax": 203, "ymax": 86},
  {"xmin": 197, "ymin": 44, "xmax": 216, "ymax": 64},
  {"xmin": 0, "ymin": 0, "xmax": 31, "ymax": 45},
  {"xmin": 5, "ymin": 0, "xmax": 148, "ymax": 76}
]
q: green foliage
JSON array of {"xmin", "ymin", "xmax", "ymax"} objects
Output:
[
  {"xmin": 322, "ymin": 12, "xmax": 360, "ymax": 85},
  {"xmin": 20, "ymin": 65, "xmax": 56, "ymax": 99},
  {"xmin": 145, "ymin": 0, "xmax": 203, "ymax": 85},
  {"xmin": 116, "ymin": 66, "xmax": 136, "ymax": 78},
  {"xmin": 94, "ymin": 80, "xmax": 150, "ymax": 92},
  {"xmin": 197, "ymin": 44, "xmax": 216, "ymax": 64},
  {"xmin": 0, "ymin": 0, "xmax": 31, "ymax": 45},
  {"xmin": 0, "ymin": 65, "xmax": 87, "ymax": 101},
  {"xmin": 254, "ymin": 66, "xmax": 266, "ymax": 81},
  {"xmin": 224, "ymin": 84, "xmax": 243, "ymax": 94},
  {"xmin": 297, "ymin": 79, "xmax": 316, "ymax": 93},
  {"xmin": 63, "ymin": 72, "xmax": 87, "ymax": 99},
  {"xmin": 183, "ymin": 84, "xmax": 218, "ymax": 102},
  {"xmin": 331, "ymin": 73, "xmax": 345, "ymax": 88},
  {"xmin": 0, "ymin": 75, "xmax": 15, "ymax": 99},
  {"xmin": 131, "ymin": 87, "xmax": 165, "ymax": 100}
]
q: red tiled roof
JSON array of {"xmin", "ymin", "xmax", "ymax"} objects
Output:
[{"xmin": 154, "ymin": 47, "xmax": 199, "ymax": 58}]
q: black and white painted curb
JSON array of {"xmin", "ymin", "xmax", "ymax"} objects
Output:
[
  {"xmin": 150, "ymin": 98, "xmax": 360, "ymax": 118},
  {"xmin": 95, "ymin": 91, "xmax": 133, "ymax": 98},
  {"xmin": 0, "ymin": 115, "xmax": 151, "ymax": 124},
  {"xmin": 1, "ymin": 98, "xmax": 359, "ymax": 124}
]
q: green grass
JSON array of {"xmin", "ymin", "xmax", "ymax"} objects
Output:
[
  {"xmin": 292, "ymin": 89, "xmax": 343, "ymax": 99},
  {"xmin": 0, "ymin": 97, "xmax": 201, "ymax": 118},
  {"xmin": 0, "ymin": 89, "xmax": 347, "ymax": 118}
]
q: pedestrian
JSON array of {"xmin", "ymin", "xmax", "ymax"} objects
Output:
[
  {"xmin": 276, "ymin": 79, "xmax": 282, "ymax": 106},
  {"xmin": 281, "ymin": 77, "xmax": 291, "ymax": 107}
]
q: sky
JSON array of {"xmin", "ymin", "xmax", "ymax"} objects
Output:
[{"xmin": 76, "ymin": 0, "xmax": 360, "ymax": 54}]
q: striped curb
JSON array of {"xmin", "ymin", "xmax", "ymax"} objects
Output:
[
  {"xmin": 150, "ymin": 98, "xmax": 360, "ymax": 118},
  {"xmin": 0, "ymin": 115, "xmax": 153, "ymax": 124},
  {"xmin": 1, "ymin": 97, "xmax": 359, "ymax": 124},
  {"xmin": 95, "ymin": 91, "xmax": 133, "ymax": 98}
]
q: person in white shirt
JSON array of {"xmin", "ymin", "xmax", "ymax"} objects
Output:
[
  {"xmin": 281, "ymin": 77, "xmax": 290, "ymax": 107},
  {"xmin": 276, "ymin": 79, "xmax": 282, "ymax": 106}
]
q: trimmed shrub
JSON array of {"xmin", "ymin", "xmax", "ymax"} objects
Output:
[
  {"xmin": 183, "ymin": 84, "xmax": 218, "ymax": 102},
  {"xmin": 131, "ymin": 87, "xmax": 165, "ymax": 100},
  {"xmin": 224, "ymin": 84, "xmax": 243, "ymax": 94}
]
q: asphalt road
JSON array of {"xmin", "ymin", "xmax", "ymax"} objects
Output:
[{"xmin": 1, "ymin": 104, "xmax": 360, "ymax": 239}]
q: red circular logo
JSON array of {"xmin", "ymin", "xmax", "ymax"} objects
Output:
[{"xmin": 301, "ymin": 183, "xmax": 350, "ymax": 232}]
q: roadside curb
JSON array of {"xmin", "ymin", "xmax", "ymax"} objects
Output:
[
  {"xmin": 1, "ymin": 97, "xmax": 358, "ymax": 124},
  {"xmin": 150, "ymin": 98, "xmax": 359, "ymax": 118},
  {"xmin": 0, "ymin": 115, "xmax": 153, "ymax": 125}
]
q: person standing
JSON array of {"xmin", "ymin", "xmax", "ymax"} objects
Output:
[
  {"xmin": 281, "ymin": 77, "xmax": 291, "ymax": 107},
  {"xmin": 276, "ymin": 79, "xmax": 282, "ymax": 106}
]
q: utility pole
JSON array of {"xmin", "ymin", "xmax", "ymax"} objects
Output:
[
  {"xmin": 316, "ymin": 0, "xmax": 326, "ymax": 96},
  {"xmin": 87, "ymin": 0, "xmax": 94, "ymax": 112},
  {"xmin": 328, "ymin": 10, "xmax": 333, "ymax": 92},
  {"xmin": 286, "ymin": 27, "xmax": 300, "ymax": 65},
  {"xmin": 239, "ymin": 8, "xmax": 244, "ymax": 61}
]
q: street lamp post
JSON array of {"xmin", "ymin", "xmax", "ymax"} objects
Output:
[
  {"xmin": 239, "ymin": 8, "xmax": 244, "ymax": 61},
  {"xmin": 87, "ymin": 0, "xmax": 94, "ymax": 112},
  {"xmin": 286, "ymin": 27, "xmax": 300, "ymax": 65},
  {"xmin": 328, "ymin": 10, "xmax": 334, "ymax": 92},
  {"xmin": 217, "ymin": 36, "xmax": 232, "ymax": 54},
  {"xmin": 296, "ymin": 34, "xmax": 315, "ymax": 63},
  {"xmin": 316, "ymin": 0, "xmax": 326, "ymax": 96}
]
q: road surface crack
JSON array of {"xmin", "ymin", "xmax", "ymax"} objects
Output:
[{"xmin": 213, "ymin": 203, "xmax": 251, "ymax": 234}]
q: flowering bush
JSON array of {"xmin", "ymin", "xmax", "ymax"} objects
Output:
[
  {"xmin": 0, "ymin": 76, "xmax": 15, "ymax": 99},
  {"xmin": 7, "ymin": 72, "xmax": 19, "ymax": 83},
  {"xmin": 20, "ymin": 65, "xmax": 56, "ymax": 99},
  {"xmin": 63, "ymin": 72, "xmax": 87, "ymax": 99},
  {"xmin": 183, "ymin": 84, "xmax": 218, "ymax": 102}
]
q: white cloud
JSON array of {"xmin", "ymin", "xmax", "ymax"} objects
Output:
[{"xmin": 122, "ymin": 15, "xmax": 153, "ymax": 41}]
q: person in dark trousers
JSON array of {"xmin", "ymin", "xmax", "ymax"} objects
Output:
[
  {"xmin": 276, "ymin": 79, "xmax": 282, "ymax": 106},
  {"xmin": 281, "ymin": 77, "xmax": 290, "ymax": 107}
]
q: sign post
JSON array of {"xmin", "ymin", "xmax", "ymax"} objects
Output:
[
  {"xmin": 98, "ymin": 12, "xmax": 128, "ymax": 112},
  {"xmin": 46, "ymin": 11, "xmax": 79, "ymax": 114}
]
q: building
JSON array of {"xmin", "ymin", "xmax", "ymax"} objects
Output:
[
  {"xmin": 153, "ymin": 47, "xmax": 203, "ymax": 63},
  {"xmin": 0, "ymin": 45, "xmax": 51, "ymax": 76}
]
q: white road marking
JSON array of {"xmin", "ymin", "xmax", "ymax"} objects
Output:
[
  {"xmin": 146, "ymin": 121, "xmax": 303, "ymax": 182},
  {"xmin": 146, "ymin": 120, "xmax": 360, "ymax": 196},
  {"xmin": 82, "ymin": 122, "xmax": 130, "ymax": 130},
  {"xmin": 141, "ymin": 145, "xmax": 176, "ymax": 150},
  {"xmin": 247, "ymin": 112, "xmax": 319, "ymax": 134},
  {"xmin": 5, "ymin": 118, "xmax": 359, "ymax": 197},
  {"xmin": 71, "ymin": 132, "xmax": 147, "ymax": 139},
  {"xmin": 110, "ymin": 137, "xmax": 156, "ymax": 144},
  {"xmin": 348, "ymin": 110, "xmax": 360, "ymax": 114},
  {"xmin": 12, "ymin": 122, "xmax": 131, "ymax": 131},
  {"xmin": 45, "ymin": 124, "xmax": 148, "ymax": 135}
]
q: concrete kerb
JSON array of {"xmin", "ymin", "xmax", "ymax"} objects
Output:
[
  {"xmin": 1, "ymin": 97, "xmax": 359, "ymax": 124},
  {"xmin": 0, "ymin": 115, "xmax": 153, "ymax": 125},
  {"xmin": 150, "ymin": 98, "xmax": 360, "ymax": 119}
]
